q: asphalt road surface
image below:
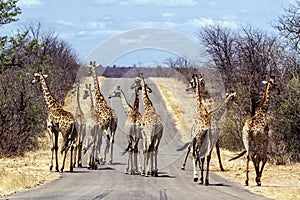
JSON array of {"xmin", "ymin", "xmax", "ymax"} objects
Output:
[{"xmin": 7, "ymin": 78, "xmax": 270, "ymax": 200}]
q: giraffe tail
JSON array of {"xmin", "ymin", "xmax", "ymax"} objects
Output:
[
  {"xmin": 229, "ymin": 150, "xmax": 247, "ymax": 161},
  {"xmin": 120, "ymin": 143, "xmax": 131, "ymax": 156},
  {"xmin": 176, "ymin": 142, "xmax": 190, "ymax": 151}
]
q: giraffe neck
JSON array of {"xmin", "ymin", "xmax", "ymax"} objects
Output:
[
  {"xmin": 39, "ymin": 75, "xmax": 61, "ymax": 110},
  {"xmin": 76, "ymin": 85, "xmax": 84, "ymax": 115},
  {"xmin": 88, "ymin": 86, "xmax": 95, "ymax": 113},
  {"xmin": 133, "ymin": 88, "xmax": 139, "ymax": 112},
  {"xmin": 91, "ymin": 66, "xmax": 107, "ymax": 107},
  {"xmin": 209, "ymin": 93, "xmax": 234, "ymax": 121},
  {"xmin": 141, "ymin": 79, "xmax": 155, "ymax": 114},
  {"xmin": 119, "ymin": 89, "xmax": 133, "ymax": 116},
  {"xmin": 257, "ymin": 81, "xmax": 271, "ymax": 114},
  {"xmin": 195, "ymin": 77, "xmax": 208, "ymax": 118}
]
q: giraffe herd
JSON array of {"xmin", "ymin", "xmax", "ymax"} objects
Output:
[{"xmin": 32, "ymin": 61, "xmax": 275, "ymax": 187}]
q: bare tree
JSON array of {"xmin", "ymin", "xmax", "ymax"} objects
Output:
[{"xmin": 274, "ymin": 1, "xmax": 300, "ymax": 53}]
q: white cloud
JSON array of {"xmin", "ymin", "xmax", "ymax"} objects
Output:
[
  {"xmin": 57, "ymin": 20, "xmax": 108, "ymax": 30},
  {"xmin": 186, "ymin": 18, "xmax": 238, "ymax": 29},
  {"xmin": 57, "ymin": 20, "xmax": 76, "ymax": 27},
  {"xmin": 18, "ymin": 0, "xmax": 42, "ymax": 7},
  {"xmin": 95, "ymin": 0, "xmax": 198, "ymax": 6},
  {"xmin": 162, "ymin": 12, "xmax": 175, "ymax": 18}
]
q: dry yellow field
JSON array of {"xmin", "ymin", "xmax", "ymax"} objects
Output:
[{"xmin": 0, "ymin": 77, "xmax": 299, "ymax": 199}]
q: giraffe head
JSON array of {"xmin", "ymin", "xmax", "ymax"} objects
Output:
[
  {"xmin": 262, "ymin": 76, "xmax": 277, "ymax": 95},
  {"xmin": 108, "ymin": 86, "xmax": 122, "ymax": 99},
  {"xmin": 31, "ymin": 71, "xmax": 48, "ymax": 84},
  {"xmin": 225, "ymin": 90, "xmax": 237, "ymax": 100},
  {"xmin": 130, "ymin": 74, "xmax": 152, "ymax": 93},
  {"xmin": 187, "ymin": 73, "xmax": 205, "ymax": 90},
  {"xmin": 83, "ymin": 84, "xmax": 91, "ymax": 100}
]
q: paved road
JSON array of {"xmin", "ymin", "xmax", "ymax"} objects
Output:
[{"xmin": 7, "ymin": 78, "xmax": 269, "ymax": 200}]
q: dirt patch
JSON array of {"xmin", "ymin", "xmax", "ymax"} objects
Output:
[{"xmin": 150, "ymin": 77, "xmax": 300, "ymax": 200}]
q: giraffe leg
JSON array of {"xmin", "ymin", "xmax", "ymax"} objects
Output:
[
  {"xmin": 102, "ymin": 129, "xmax": 110, "ymax": 165},
  {"xmin": 54, "ymin": 132, "xmax": 59, "ymax": 172},
  {"xmin": 96, "ymin": 128, "xmax": 103, "ymax": 164},
  {"xmin": 257, "ymin": 157, "xmax": 267, "ymax": 186},
  {"xmin": 133, "ymin": 138, "xmax": 140, "ymax": 174},
  {"xmin": 245, "ymin": 155, "xmax": 250, "ymax": 186},
  {"xmin": 205, "ymin": 151, "xmax": 212, "ymax": 186},
  {"xmin": 70, "ymin": 144, "xmax": 74, "ymax": 172},
  {"xmin": 125, "ymin": 151, "xmax": 131, "ymax": 174},
  {"xmin": 109, "ymin": 132, "xmax": 115, "ymax": 164},
  {"xmin": 253, "ymin": 156, "xmax": 261, "ymax": 186},
  {"xmin": 192, "ymin": 156, "xmax": 198, "ymax": 182},
  {"xmin": 199, "ymin": 157, "xmax": 205, "ymax": 184},
  {"xmin": 215, "ymin": 140, "xmax": 225, "ymax": 171},
  {"xmin": 181, "ymin": 145, "xmax": 191, "ymax": 170},
  {"xmin": 145, "ymin": 150, "xmax": 151, "ymax": 177},
  {"xmin": 153, "ymin": 135, "xmax": 161, "ymax": 177},
  {"xmin": 60, "ymin": 148, "xmax": 68, "ymax": 172}
]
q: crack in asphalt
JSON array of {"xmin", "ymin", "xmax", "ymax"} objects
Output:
[{"xmin": 93, "ymin": 190, "xmax": 113, "ymax": 200}]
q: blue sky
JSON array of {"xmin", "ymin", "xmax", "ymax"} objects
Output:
[{"xmin": 1, "ymin": 0, "xmax": 292, "ymax": 66}]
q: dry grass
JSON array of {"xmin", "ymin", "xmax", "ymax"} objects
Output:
[
  {"xmin": 0, "ymin": 135, "xmax": 60, "ymax": 197},
  {"xmin": 150, "ymin": 77, "xmax": 300, "ymax": 200}
]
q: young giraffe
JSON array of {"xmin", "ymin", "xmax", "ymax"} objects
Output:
[
  {"xmin": 32, "ymin": 71, "xmax": 78, "ymax": 172},
  {"xmin": 230, "ymin": 76, "xmax": 276, "ymax": 186},
  {"xmin": 131, "ymin": 74, "xmax": 163, "ymax": 177},
  {"xmin": 89, "ymin": 61, "xmax": 116, "ymax": 164},
  {"xmin": 73, "ymin": 81, "xmax": 86, "ymax": 168},
  {"xmin": 83, "ymin": 83, "xmax": 101, "ymax": 169}
]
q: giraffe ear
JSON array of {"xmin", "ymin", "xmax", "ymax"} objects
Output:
[
  {"xmin": 262, "ymin": 80, "xmax": 268, "ymax": 84},
  {"xmin": 43, "ymin": 74, "xmax": 48, "ymax": 78}
]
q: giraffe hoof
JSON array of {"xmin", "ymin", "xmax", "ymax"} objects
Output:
[
  {"xmin": 205, "ymin": 180, "xmax": 209, "ymax": 186},
  {"xmin": 245, "ymin": 180, "xmax": 249, "ymax": 186},
  {"xmin": 181, "ymin": 167, "xmax": 185, "ymax": 170},
  {"xmin": 257, "ymin": 182, "xmax": 261, "ymax": 186},
  {"xmin": 194, "ymin": 177, "xmax": 198, "ymax": 182},
  {"xmin": 50, "ymin": 166, "xmax": 53, "ymax": 171}
]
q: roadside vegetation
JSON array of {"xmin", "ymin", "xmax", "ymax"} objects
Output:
[{"xmin": 0, "ymin": 0, "xmax": 80, "ymax": 157}]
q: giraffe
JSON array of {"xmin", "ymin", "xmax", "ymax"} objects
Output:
[
  {"xmin": 109, "ymin": 86, "xmax": 144, "ymax": 174},
  {"xmin": 230, "ymin": 76, "xmax": 276, "ymax": 186},
  {"xmin": 180, "ymin": 73, "xmax": 236, "ymax": 185},
  {"xmin": 180, "ymin": 76, "xmax": 232, "ymax": 172},
  {"xmin": 83, "ymin": 83, "xmax": 101, "ymax": 169},
  {"xmin": 32, "ymin": 71, "xmax": 78, "ymax": 172},
  {"xmin": 72, "ymin": 81, "xmax": 86, "ymax": 168},
  {"xmin": 109, "ymin": 106, "xmax": 118, "ymax": 164},
  {"xmin": 89, "ymin": 61, "xmax": 115, "ymax": 165},
  {"xmin": 131, "ymin": 74, "xmax": 163, "ymax": 177}
]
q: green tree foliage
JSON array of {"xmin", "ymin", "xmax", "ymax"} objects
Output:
[
  {"xmin": 0, "ymin": 0, "xmax": 21, "ymax": 26},
  {"xmin": 0, "ymin": 23, "xmax": 79, "ymax": 157}
]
